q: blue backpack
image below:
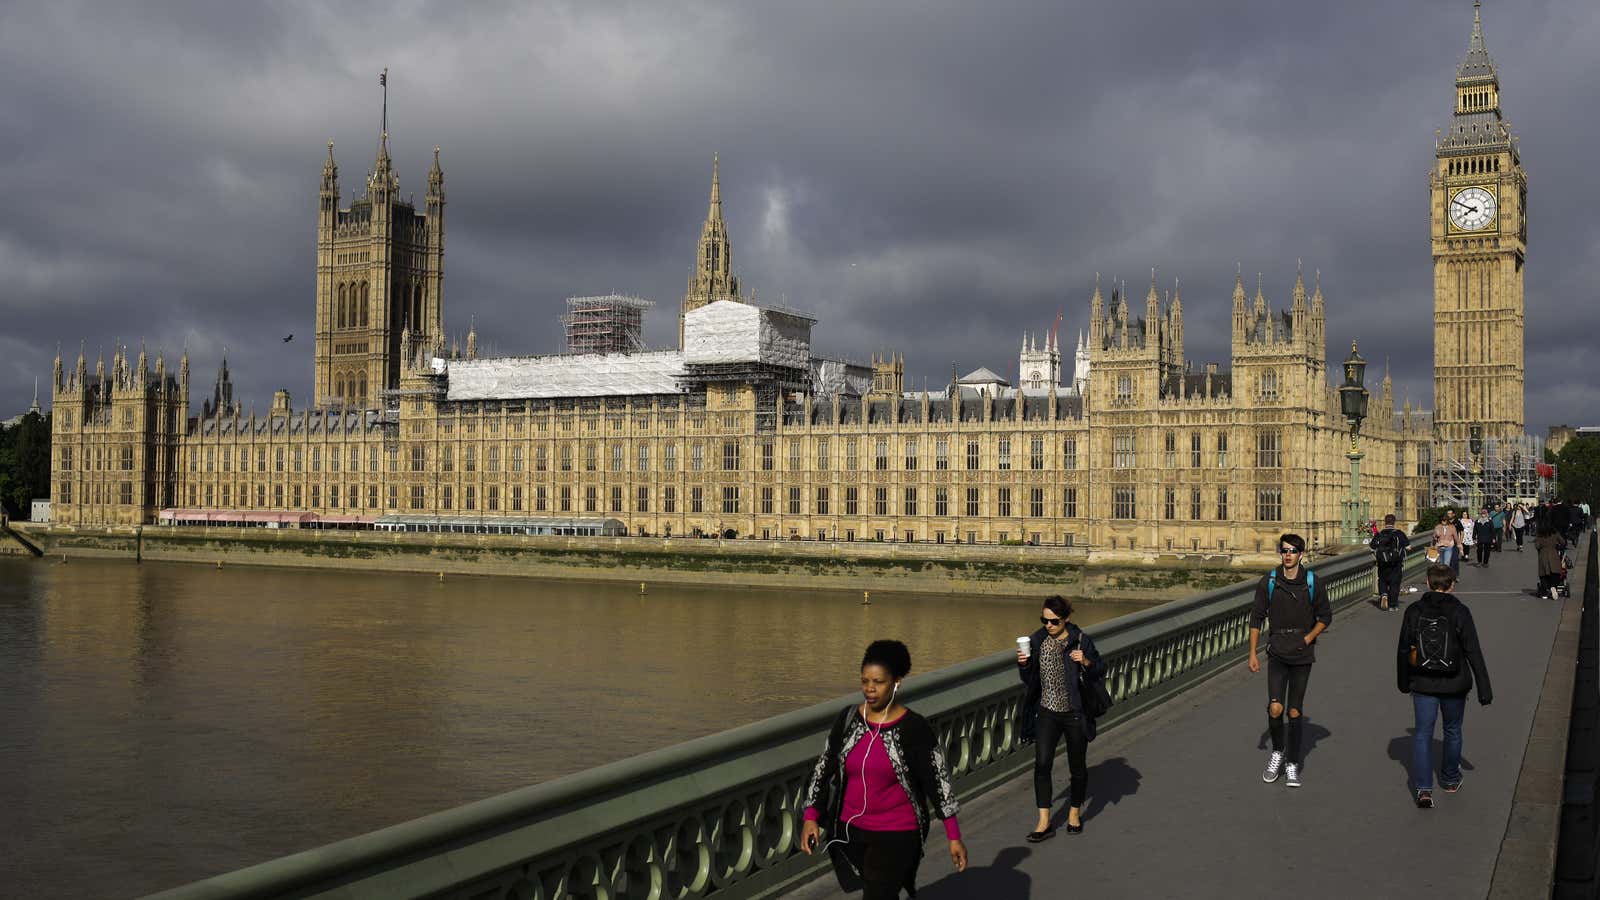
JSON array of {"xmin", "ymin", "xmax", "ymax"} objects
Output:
[{"xmin": 1267, "ymin": 568, "xmax": 1315, "ymax": 601}]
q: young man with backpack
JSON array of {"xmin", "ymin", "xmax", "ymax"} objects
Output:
[
  {"xmin": 1396, "ymin": 564, "xmax": 1492, "ymax": 809},
  {"xmin": 1248, "ymin": 533, "xmax": 1333, "ymax": 788},
  {"xmin": 1373, "ymin": 514, "xmax": 1409, "ymax": 611}
]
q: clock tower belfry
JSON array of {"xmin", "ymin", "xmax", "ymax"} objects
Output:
[{"xmin": 1431, "ymin": 0, "xmax": 1526, "ymax": 445}]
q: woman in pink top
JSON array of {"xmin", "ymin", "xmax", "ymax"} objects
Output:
[{"xmin": 799, "ymin": 640, "xmax": 966, "ymax": 898}]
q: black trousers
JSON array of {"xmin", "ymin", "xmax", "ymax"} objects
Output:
[
  {"xmin": 1033, "ymin": 708, "xmax": 1088, "ymax": 809},
  {"xmin": 1476, "ymin": 540, "xmax": 1492, "ymax": 566},
  {"xmin": 1378, "ymin": 563, "xmax": 1403, "ymax": 603},
  {"xmin": 1267, "ymin": 657, "xmax": 1313, "ymax": 763},
  {"xmin": 840, "ymin": 827, "xmax": 922, "ymax": 900}
]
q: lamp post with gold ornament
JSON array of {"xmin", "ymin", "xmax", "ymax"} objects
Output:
[{"xmin": 1337, "ymin": 341, "xmax": 1371, "ymax": 545}]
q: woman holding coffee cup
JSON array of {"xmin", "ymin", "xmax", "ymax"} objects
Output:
[{"xmin": 1017, "ymin": 595, "xmax": 1102, "ymax": 842}]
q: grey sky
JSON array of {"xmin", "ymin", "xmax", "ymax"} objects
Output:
[{"xmin": 1, "ymin": 0, "xmax": 1595, "ymax": 432}]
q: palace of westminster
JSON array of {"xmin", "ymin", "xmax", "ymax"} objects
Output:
[{"xmin": 43, "ymin": 5, "xmax": 1533, "ymax": 558}]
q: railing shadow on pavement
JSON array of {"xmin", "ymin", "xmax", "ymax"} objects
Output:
[{"xmin": 141, "ymin": 536, "xmax": 1432, "ymax": 900}]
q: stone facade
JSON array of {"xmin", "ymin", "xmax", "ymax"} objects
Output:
[{"xmin": 52, "ymin": 52, "xmax": 1500, "ymax": 556}]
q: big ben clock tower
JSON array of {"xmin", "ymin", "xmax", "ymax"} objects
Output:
[{"xmin": 1432, "ymin": 1, "xmax": 1526, "ymax": 446}]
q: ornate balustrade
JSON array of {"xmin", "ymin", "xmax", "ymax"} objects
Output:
[{"xmin": 144, "ymin": 537, "xmax": 1430, "ymax": 900}]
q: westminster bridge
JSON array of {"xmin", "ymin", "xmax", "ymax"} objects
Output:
[{"xmin": 143, "ymin": 533, "xmax": 1594, "ymax": 900}]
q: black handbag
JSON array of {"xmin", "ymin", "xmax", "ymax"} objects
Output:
[{"xmin": 1071, "ymin": 628, "xmax": 1114, "ymax": 718}]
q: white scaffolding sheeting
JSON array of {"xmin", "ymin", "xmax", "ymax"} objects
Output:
[
  {"xmin": 683, "ymin": 300, "xmax": 812, "ymax": 369},
  {"xmin": 445, "ymin": 351, "xmax": 685, "ymax": 401},
  {"xmin": 811, "ymin": 357, "xmax": 873, "ymax": 396}
]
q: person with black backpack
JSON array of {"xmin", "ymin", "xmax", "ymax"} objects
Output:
[
  {"xmin": 1396, "ymin": 564, "xmax": 1492, "ymax": 809},
  {"xmin": 1373, "ymin": 514, "xmax": 1409, "ymax": 611},
  {"xmin": 1248, "ymin": 533, "xmax": 1333, "ymax": 788}
]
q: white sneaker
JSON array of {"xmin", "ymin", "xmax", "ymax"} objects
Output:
[
  {"xmin": 1262, "ymin": 750, "xmax": 1285, "ymax": 783},
  {"xmin": 1285, "ymin": 763, "xmax": 1302, "ymax": 788}
]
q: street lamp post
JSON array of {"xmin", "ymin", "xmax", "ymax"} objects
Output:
[
  {"xmin": 1337, "ymin": 342, "xmax": 1371, "ymax": 545},
  {"xmin": 1468, "ymin": 425, "xmax": 1484, "ymax": 514}
]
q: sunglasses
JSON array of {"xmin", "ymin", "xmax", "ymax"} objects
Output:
[
  {"xmin": 1279, "ymin": 548, "xmax": 1301, "ymax": 554},
  {"xmin": 1040, "ymin": 616, "xmax": 1064, "ymax": 626}
]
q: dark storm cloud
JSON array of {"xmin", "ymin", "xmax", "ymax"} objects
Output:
[{"xmin": 2, "ymin": 0, "xmax": 1596, "ymax": 431}]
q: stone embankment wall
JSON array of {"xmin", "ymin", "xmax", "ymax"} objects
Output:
[{"xmin": 4, "ymin": 524, "xmax": 1255, "ymax": 600}]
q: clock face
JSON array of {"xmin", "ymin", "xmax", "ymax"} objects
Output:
[{"xmin": 1449, "ymin": 186, "xmax": 1497, "ymax": 231}]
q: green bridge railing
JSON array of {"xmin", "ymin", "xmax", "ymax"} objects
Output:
[{"xmin": 145, "ymin": 538, "xmax": 1431, "ymax": 900}]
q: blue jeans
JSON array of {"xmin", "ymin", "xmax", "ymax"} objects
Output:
[
  {"xmin": 1437, "ymin": 546, "xmax": 1457, "ymax": 573},
  {"xmin": 1412, "ymin": 693, "xmax": 1466, "ymax": 790}
]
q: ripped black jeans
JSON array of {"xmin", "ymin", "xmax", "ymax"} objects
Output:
[{"xmin": 1266, "ymin": 658, "xmax": 1313, "ymax": 764}]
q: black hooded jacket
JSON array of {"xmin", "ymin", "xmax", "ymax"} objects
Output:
[{"xmin": 1396, "ymin": 590, "xmax": 1493, "ymax": 702}]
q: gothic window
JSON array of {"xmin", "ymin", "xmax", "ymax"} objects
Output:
[
  {"xmin": 1259, "ymin": 369, "xmax": 1279, "ymax": 400},
  {"xmin": 1191, "ymin": 433, "xmax": 1203, "ymax": 468},
  {"xmin": 1062, "ymin": 437, "xmax": 1078, "ymax": 470},
  {"xmin": 1061, "ymin": 487, "xmax": 1078, "ymax": 519},
  {"xmin": 1256, "ymin": 430, "xmax": 1281, "ymax": 468},
  {"xmin": 905, "ymin": 487, "xmax": 918, "ymax": 516},
  {"xmin": 1164, "ymin": 431, "xmax": 1177, "ymax": 468},
  {"xmin": 815, "ymin": 486, "xmax": 830, "ymax": 515},
  {"xmin": 966, "ymin": 440, "xmax": 980, "ymax": 471},
  {"xmin": 358, "ymin": 376, "xmax": 367, "ymax": 404},
  {"xmin": 997, "ymin": 439, "xmax": 1011, "ymax": 471},
  {"xmin": 935, "ymin": 487, "xmax": 949, "ymax": 517},
  {"xmin": 1112, "ymin": 432, "xmax": 1136, "ymax": 468},
  {"xmin": 874, "ymin": 439, "xmax": 888, "ymax": 471},
  {"xmin": 788, "ymin": 486, "xmax": 802, "ymax": 515},
  {"xmin": 1256, "ymin": 488, "xmax": 1282, "ymax": 522},
  {"xmin": 1116, "ymin": 375, "xmax": 1132, "ymax": 403},
  {"xmin": 1112, "ymin": 486, "xmax": 1136, "ymax": 519},
  {"xmin": 1029, "ymin": 436, "xmax": 1044, "ymax": 470},
  {"xmin": 337, "ymin": 294, "xmax": 346, "ymax": 328}
]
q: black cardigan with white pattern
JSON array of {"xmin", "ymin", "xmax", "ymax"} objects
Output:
[{"xmin": 802, "ymin": 704, "xmax": 960, "ymax": 844}]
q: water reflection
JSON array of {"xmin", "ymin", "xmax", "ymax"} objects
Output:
[{"xmin": 0, "ymin": 555, "xmax": 1143, "ymax": 896}]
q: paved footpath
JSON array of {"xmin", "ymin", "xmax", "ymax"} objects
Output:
[{"xmin": 792, "ymin": 543, "xmax": 1582, "ymax": 900}]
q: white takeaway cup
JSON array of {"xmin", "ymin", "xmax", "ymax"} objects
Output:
[{"xmin": 1016, "ymin": 636, "xmax": 1031, "ymax": 657}]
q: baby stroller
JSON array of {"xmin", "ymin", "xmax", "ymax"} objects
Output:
[{"xmin": 1556, "ymin": 549, "xmax": 1574, "ymax": 599}]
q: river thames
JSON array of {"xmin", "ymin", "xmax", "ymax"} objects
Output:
[{"xmin": 0, "ymin": 555, "xmax": 1145, "ymax": 896}]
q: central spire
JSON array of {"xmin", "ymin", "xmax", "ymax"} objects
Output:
[{"xmin": 679, "ymin": 154, "xmax": 742, "ymax": 348}]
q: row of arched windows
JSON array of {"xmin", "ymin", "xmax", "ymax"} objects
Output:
[
  {"xmin": 1461, "ymin": 89, "xmax": 1494, "ymax": 111},
  {"xmin": 333, "ymin": 373, "xmax": 369, "ymax": 406},
  {"xmin": 1448, "ymin": 157, "xmax": 1500, "ymax": 176},
  {"xmin": 336, "ymin": 282, "xmax": 370, "ymax": 329}
]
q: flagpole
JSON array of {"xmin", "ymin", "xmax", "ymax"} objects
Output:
[{"xmin": 380, "ymin": 68, "xmax": 388, "ymax": 142}]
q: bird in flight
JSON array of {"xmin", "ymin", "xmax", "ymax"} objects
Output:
[{"xmin": 282, "ymin": 334, "xmax": 294, "ymax": 343}]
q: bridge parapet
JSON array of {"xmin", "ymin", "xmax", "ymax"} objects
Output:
[{"xmin": 144, "ymin": 537, "xmax": 1431, "ymax": 900}]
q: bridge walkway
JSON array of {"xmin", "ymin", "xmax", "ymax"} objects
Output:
[{"xmin": 791, "ymin": 543, "xmax": 1583, "ymax": 900}]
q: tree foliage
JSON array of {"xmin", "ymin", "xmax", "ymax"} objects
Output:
[
  {"xmin": 1555, "ymin": 435, "xmax": 1600, "ymax": 511},
  {"xmin": 1413, "ymin": 505, "xmax": 1469, "ymax": 535},
  {"xmin": 0, "ymin": 412, "xmax": 51, "ymax": 518}
]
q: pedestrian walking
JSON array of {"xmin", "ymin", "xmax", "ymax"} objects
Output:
[
  {"xmin": 1248, "ymin": 533, "xmax": 1333, "ymax": 788},
  {"xmin": 1460, "ymin": 512, "xmax": 1477, "ymax": 566},
  {"xmin": 1397, "ymin": 564, "xmax": 1492, "ymax": 809},
  {"xmin": 1017, "ymin": 595, "xmax": 1105, "ymax": 841},
  {"xmin": 1512, "ymin": 504, "xmax": 1527, "ymax": 550},
  {"xmin": 1373, "ymin": 514, "xmax": 1409, "ymax": 611},
  {"xmin": 1535, "ymin": 521, "xmax": 1564, "ymax": 599},
  {"xmin": 1474, "ymin": 508, "xmax": 1494, "ymax": 567},
  {"xmin": 800, "ymin": 640, "xmax": 966, "ymax": 898},
  {"xmin": 1433, "ymin": 511, "xmax": 1461, "ymax": 575}
]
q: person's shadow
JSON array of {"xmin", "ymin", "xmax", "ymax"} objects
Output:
[
  {"xmin": 919, "ymin": 846, "xmax": 1031, "ymax": 899},
  {"xmin": 1255, "ymin": 721, "xmax": 1333, "ymax": 769},
  {"xmin": 1387, "ymin": 729, "xmax": 1475, "ymax": 791},
  {"xmin": 1051, "ymin": 756, "xmax": 1142, "ymax": 823}
]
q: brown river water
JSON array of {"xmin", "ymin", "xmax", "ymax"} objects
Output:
[{"xmin": 0, "ymin": 555, "xmax": 1145, "ymax": 897}]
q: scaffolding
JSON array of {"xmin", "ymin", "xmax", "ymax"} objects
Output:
[
  {"xmin": 1430, "ymin": 432, "xmax": 1549, "ymax": 508},
  {"xmin": 562, "ymin": 295, "xmax": 653, "ymax": 355}
]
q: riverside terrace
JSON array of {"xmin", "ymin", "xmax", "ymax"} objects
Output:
[{"xmin": 142, "ymin": 535, "xmax": 1587, "ymax": 900}]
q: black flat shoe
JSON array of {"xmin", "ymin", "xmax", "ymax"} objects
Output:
[
  {"xmin": 1065, "ymin": 821, "xmax": 1084, "ymax": 834},
  {"xmin": 1025, "ymin": 827, "xmax": 1057, "ymax": 843}
]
